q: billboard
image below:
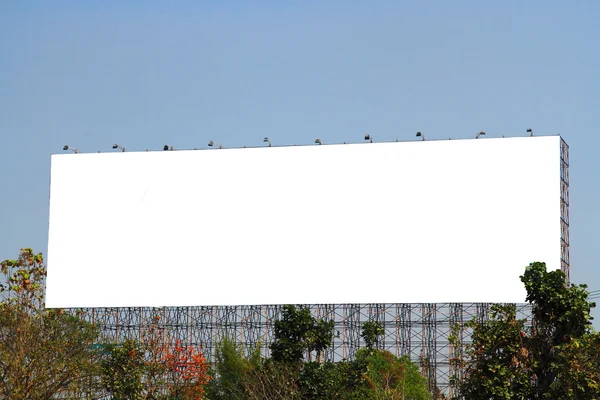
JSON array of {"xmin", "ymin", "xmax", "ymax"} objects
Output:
[{"xmin": 46, "ymin": 136, "xmax": 562, "ymax": 308}]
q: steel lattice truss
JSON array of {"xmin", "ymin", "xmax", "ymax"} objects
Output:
[
  {"xmin": 67, "ymin": 303, "xmax": 534, "ymax": 397},
  {"xmin": 560, "ymin": 138, "xmax": 570, "ymax": 281}
]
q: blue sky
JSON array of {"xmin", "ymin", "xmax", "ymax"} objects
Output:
[{"xmin": 1, "ymin": 1, "xmax": 599, "ymax": 320}]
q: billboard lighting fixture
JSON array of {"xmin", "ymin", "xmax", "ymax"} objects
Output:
[
  {"xmin": 208, "ymin": 141, "xmax": 222, "ymax": 149},
  {"xmin": 112, "ymin": 144, "xmax": 125, "ymax": 152},
  {"xmin": 364, "ymin": 134, "xmax": 373, "ymax": 143},
  {"xmin": 263, "ymin": 137, "xmax": 272, "ymax": 147},
  {"xmin": 63, "ymin": 145, "xmax": 78, "ymax": 154},
  {"xmin": 315, "ymin": 138, "xmax": 322, "ymax": 145},
  {"xmin": 416, "ymin": 132, "xmax": 425, "ymax": 141},
  {"xmin": 527, "ymin": 128, "xmax": 533, "ymax": 137},
  {"xmin": 476, "ymin": 131, "xmax": 485, "ymax": 139}
]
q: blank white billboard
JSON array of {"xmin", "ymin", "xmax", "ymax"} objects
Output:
[{"xmin": 46, "ymin": 136, "xmax": 562, "ymax": 308}]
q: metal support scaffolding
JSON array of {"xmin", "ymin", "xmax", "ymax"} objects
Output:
[
  {"xmin": 67, "ymin": 303, "xmax": 532, "ymax": 396},
  {"xmin": 560, "ymin": 138, "xmax": 570, "ymax": 281}
]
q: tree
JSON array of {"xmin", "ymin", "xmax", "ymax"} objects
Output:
[
  {"xmin": 0, "ymin": 248, "xmax": 102, "ymax": 399},
  {"xmin": 242, "ymin": 359, "xmax": 302, "ymax": 400},
  {"xmin": 101, "ymin": 340, "xmax": 146, "ymax": 400},
  {"xmin": 206, "ymin": 306, "xmax": 431, "ymax": 400},
  {"xmin": 361, "ymin": 321, "xmax": 385, "ymax": 352},
  {"xmin": 521, "ymin": 261, "xmax": 595, "ymax": 398},
  {"xmin": 139, "ymin": 315, "xmax": 172, "ymax": 399},
  {"xmin": 358, "ymin": 349, "xmax": 431, "ymax": 400},
  {"xmin": 450, "ymin": 304, "xmax": 531, "ymax": 400},
  {"xmin": 451, "ymin": 262, "xmax": 600, "ymax": 399},
  {"xmin": 299, "ymin": 360, "xmax": 373, "ymax": 400},
  {"xmin": 270, "ymin": 305, "xmax": 334, "ymax": 365},
  {"xmin": 548, "ymin": 332, "xmax": 600, "ymax": 398},
  {"xmin": 206, "ymin": 336, "xmax": 261, "ymax": 399},
  {"xmin": 307, "ymin": 319, "xmax": 335, "ymax": 363},
  {"xmin": 163, "ymin": 339, "xmax": 211, "ymax": 399},
  {"xmin": 101, "ymin": 329, "xmax": 211, "ymax": 400}
]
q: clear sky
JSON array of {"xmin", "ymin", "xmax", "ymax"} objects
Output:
[{"xmin": 1, "ymin": 1, "xmax": 599, "ymax": 320}]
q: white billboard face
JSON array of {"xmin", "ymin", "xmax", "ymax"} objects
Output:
[{"xmin": 46, "ymin": 136, "xmax": 562, "ymax": 308}]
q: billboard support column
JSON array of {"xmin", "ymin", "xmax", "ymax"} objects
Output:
[{"xmin": 560, "ymin": 138, "xmax": 570, "ymax": 282}]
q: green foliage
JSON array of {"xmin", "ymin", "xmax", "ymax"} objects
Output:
[
  {"xmin": 206, "ymin": 336, "xmax": 261, "ymax": 399},
  {"xmin": 357, "ymin": 349, "xmax": 430, "ymax": 400},
  {"xmin": 101, "ymin": 339, "xmax": 146, "ymax": 400},
  {"xmin": 331, "ymin": 358, "xmax": 374, "ymax": 399},
  {"xmin": 307, "ymin": 319, "xmax": 336, "ymax": 362},
  {"xmin": 522, "ymin": 262, "xmax": 597, "ymax": 398},
  {"xmin": 452, "ymin": 262, "xmax": 600, "ymax": 400},
  {"xmin": 0, "ymin": 248, "xmax": 213, "ymax": 399},
  {"xmin": 299, "ymin": 360, "xmax": 375, "ymax": 400},
  {"xmin": 0, "ymin": 249, "xmax": 102, "ymax": 399},
  {"xmin": 0, "ymin": 248, "xmax": 46, "ymax": 310},
  {"xmin": 300, "ymin": 361, "xmax": 346, "ymax": 399},
  {"xmin": 270, "ymin": 304, "xmax": 314, "ymax": 363},
  {"xmin": 208, "ymin": 307, "xmax": 428, "ymax": 400},
  {"xmin": 549, "ymin": 333, "xmax": 600, "ymax": 399},
  {"xmin": 270, "ymin": 305, "xmax": 334, "ymax": 364},
  {"xmin": 451, "ymin": 304, "xmax": 531, "ymax": 399},
  {"xmin": 361, "ymin": 321, "xmax": 385, "ymax": 351},
  {"xmin": 242, "ymin": 359, "xmax": 302, "ymax": 400},
  {"xmin": 522, "ymin": 261, "xmax": 594, "ymax": 345},
  {"xmin": 100, "ymin": 326, "xmax": 211, "ymax": 400}
]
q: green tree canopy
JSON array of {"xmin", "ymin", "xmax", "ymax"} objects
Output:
[
  {"xmin": 357, "ymin": 349, "xmax": 430, "ymax": 400},
  {"xmin": 0, "ymin": 248, "xmax": 101, "ymax": 399},
  {"xmin": 270, "ymin": 305, "xmax": 334, "ymax": 364},
  {"xmin": 451, "ymin": 262, "xmax": 600, "ymax": 400},
  {"xmin": 206, "ymin": 336, "xmax": 261, "ymax": 399},
  {"xmin": 361, "ymin": 321, "xmax": 385, "ymax": 352},
  {"xmin": 101, "ymin": 340, "xmax": 146, "ymax": 400}
]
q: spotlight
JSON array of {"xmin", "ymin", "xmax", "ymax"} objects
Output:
[
  {"xmin": 476, "ymin": 131, "xmax": 485, "ymax": 139},
  {"xmin": 163, "ymin": 145, "xmax": 169, "ymax": 151},
  {"xmin": 63, "ymin": 145, "xmax": 78, "ymax": 153},
  {"xmin": 315, "ymin": 138, "xmax": 322, "ymax": 145},
  {"xmin": 416, "ymin": 132, "xmax": 425, "ymax": 141},
  {"xmin": 527, "ymin": 128, "xmax": 533, "ymax": 137},
  {"xmin": 263, "ymin": 137, "xmax": 272, "ymax": 147},
  {"xmin": 208, "ymin": 140, "xmax": 222, "ymax": 149},
  {"xmin": 112, "ymin": 144, "xmax": 125, "ymax": 152},
  {"xmin": 364, "ymin": 134, "xmax": 372, "ymax": 143}
]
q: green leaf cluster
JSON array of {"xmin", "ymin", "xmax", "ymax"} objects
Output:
[
  {"xmin": 206, "ymin": 336, "xmax": 261, "ymax": 399},
  {"xmin": 0, "ymin": 249, "xmax": 102, "ymax": 399},
  {"xmin": 361, "ymin": 321, "xmax": 385, "ymax": 352},
  {"xmin": 451, "ymin": 262, "xmax": 600, "ymax": 400},
  {"xmin": 270, "ymin": 305, "xmax": 335, "ymax": 364},
  {"xmin": 100, "ymin": 340, "xmax": 146, "ymax": 400},
  {"xmin": 357, "ymin": 349, "xmax": 430, "ymax": 400},
  {"xmin": 208, "ymin": 308, "xmax": 431, "ymax": 399}
]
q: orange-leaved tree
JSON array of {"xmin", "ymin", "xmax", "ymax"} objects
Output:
[{"xmin": 163, "ymin": 339, "xmax": 211, "ymax": 399}]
